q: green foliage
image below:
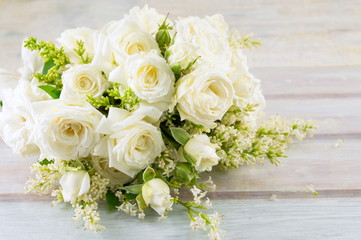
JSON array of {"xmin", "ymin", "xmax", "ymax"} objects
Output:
[
  {"xmin": 155, "ymin": 14, "xmax": 173, "ymax": 57},
  {"xmin": 142, "ymin": 166, "xmax": 156, "ymax": 182},
  {"xmin": 42, "ymin": 59, "xmax": 55, "ymax": 75},
  {"xmin": 119, "ymin": 184, "xmax": 143, "ymax": 194},
  {"xmin": 73, "ymin": 40, "xmax": 92, "ymax": 64},
  {"xmin": 38, "ymin": 85, "xmax": 61, "ymax": 99},
  {"xmin": 136, "ymin": 194, "xmax": 147, "ymax": 211},
  {"xmin": 170, "ymin": 127, "xmax": 190, "ymax": 146},
  {"xmin": 238, "ymin": 34, "xmax": 262, "ymax": 49},
  {"xmin": 24, "ymin": 37, "xmax": 70, "ymax": 89},
  {"xmin": 105, "ymin": 190, "xmax": 121, "ymax": 211},
  {"xmin": 38, "ymin": 158, "xmax": 54, "ymax": 166},
  {"xmin": 174, "ymin": 162, "xmax": 195, "ymax": 183},
  {"xmin": 87, "ymin": 83, "xmax": 140, "ymax": 114},
  {"xmin": 171, "ymin": 57, "xmax": 199, "ymax": 81}
]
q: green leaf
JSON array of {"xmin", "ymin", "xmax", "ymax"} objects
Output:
[
  {"xmin": 170, "ymin": 127, "xmax": 190, "ymax": 146},
  {"xmin": 136, "ymin": 193, "xmax": 147, "ymax": 211},
  {"xmin": 183, "ymin": 57, "xmax": 199, "ymax": 73},
  {"xmin": 0, "ymin": 101, "xmax": 2, "ymax": 107},
  {"xmin": 174, "ymin": 162, "xmax": 195, "ymax": 183},
  {"xmin": 38, "ymin": 85, "xmax": 61, "ymax": 99},
  {"xmin": 143, "ymin": 167, "xmax": 156, "ymax": 182},
  {"xmin": 125, "ymin": 193, "xmax": 138, "ymax": 200},
  {"xmin": 120, "ymin": 184, "xmax": 143, "ymax": 194},
  {"xmin": 105, "ymin": 190, "xmax": 121, "ymax": 211},
  {"xmin": 39, "ymin": 158, "xmax": 54, "ymax": 166},
  {"xmin": 160, "ymin": 124, "xmax": 181, "ymax": 150},
  {"xmin": 74, "ymin": 159, "xmax": 86, "ymax": 170},
  {"xmin": 42, "ymin": 59, "xmax": 55, "ymax": 75},
  {"xmin": 183, "ymin": 149, "xmax": 194, "ymax": 165}
]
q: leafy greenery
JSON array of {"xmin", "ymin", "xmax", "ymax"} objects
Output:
[
  {"xmin": 24, "ymin": 37, "xmax": 70, "ymax": 89},
  {"xmin": 171, "ymin": 57, "xmax": 199, "ymax": 81},
  {"xmin": 73, "ymin": 40, "xmax": 92, "ymax": 64},
  {"xmin": 105, "ymin": 190, "xmax": 121, "ymax": 211},
  {"xmin": 87, "ymin": 83, "xmax": 140, "ymax": 114},
  {"xmin": 119, "ymin": 184, "xmax": 143, "ymax": 194},
  {"xmin": 38, "ymin": 158, "xmax": 54, "ymax": 166},
  {"xmin": 38, "ymin": 85, "xmax": 61, "ymax": 99},
  {"xmin": 155, "ymin": 14, "xmax": 173, "ymax": 57},
  {"xmin": 170, "ymin": 127, "xmax": 190, "ymax": 145},
  {"xmin": 142, "ymin": 167, "xmax": 156, "ymax": 182},
  {"xmin": 238, "ymin": 34, "xmax": 262, "ymax": 49}
]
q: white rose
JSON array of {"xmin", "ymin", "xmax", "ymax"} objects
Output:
[
  {"xmin": 175, "ymin": 17, "xmax": 230, "ymax": 67},
  {"xmin": 57, "ymin": 27, "xmax": 96, "ymax": 64},
  {"xmin": 101, "ymin": 19, "xmax": 160, "ymax": 64},
  {"xmin": 95, "ymin": 107, "xmax": 165, "ymax": 177},
  {"xmin": 30, "ymin": 100, "xmax": 102, "ymax": 160},
  {"xmin": 227, "ymin": 49, "xmax": 266, "ymax": 125},
  {"xmin": 0, "ymin": 69, "xmax": 19, "ymax": 99},
  {"xmin": 110, "ymin": 52, "xmax": 175, "ymax": 104},
  {"xmin": 59, "ymin": 170, "xmax": 90, "ymax": 202},
  {"xmin": 228, "ymin": 49, "xmax": 255, "ymax": 99},
  {"xmin": 142, "ymin": 178, "xmax": 173, "ymax": 215},
  {"xmin": 167, "ymin": 41, "xmax": 198, "ymax": 69},
  {"xmin": 18, "ymin": 43, "xmax": 44, "ymax": 81},
  {"xmin": 0, "ymin": 81, "xmax": 40, "ymax": 156},
  {"xmin": 91, "ymin": 156, "xmax": 132, "ymax": 186},
  {"xmin": 205, "ymin": 14, "xmax": 229, "ymax": 38},
  {"xmin": 126, "ymin": 5, "xmax": 169, "ymax": 34},
  {"xmin": 91, "ymin": 32, "xmax": 117, "ymax": 76},
  {"xmin": 184, "ymin": 135, "xmax": 219, "ymax": 172},
  {"xmin": 173, "ymin": 67, "xmax": 234, "ymax": 128},
  {"xmin": 60, "ymin": 64, "xmax": 109, "ymax": 104}
]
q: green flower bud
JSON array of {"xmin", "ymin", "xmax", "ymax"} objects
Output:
[{"xmin": 156, "ymin": 29, "xmax": 171, "ymax": 48}]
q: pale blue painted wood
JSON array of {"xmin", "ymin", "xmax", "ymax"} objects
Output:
[{"xmin": 1, "ymin": 199, "xmax": 361, "ymax": 240}]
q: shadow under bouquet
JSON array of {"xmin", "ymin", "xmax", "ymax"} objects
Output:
[{"xmin": 0, "ymin": 5, "xmax": 315, "ymax": 240}]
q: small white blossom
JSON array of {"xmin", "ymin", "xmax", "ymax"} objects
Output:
[
  {"xmin": 190, "ymin": 216, "xmax": 207, "ymax": 231},
  {"xmin": 138, "ymin": 211, "xmax": 145, "ymax": 220}
]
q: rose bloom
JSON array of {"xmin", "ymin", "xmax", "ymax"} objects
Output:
[
  {"xmin": 0, "ymin": 80, "xmax": 40, "ymax": 156},
  {"xmin": 91, "ymin": 156, "xmax": 131, "ymax": 186},
  {"xmin": 142, "ymin": 178, "xmax": 173, "ymax": 215},
  {"xmin": 57, "ymin": 27, "xmax": 96, "ymax": 64},
  {"xmin": 109, "ymin": 52, "xmax": 175, "ymax": 104},
  {"xmin": 184, "ymin": 134, "xmax": 220, "ymax": 172},
  {"xmin": 173, "ymin": 67, "xmax": 235, "ymax": 128},
  {"xmin": 125, "ymin": 5, "xmax": 169, "ymax": 34},
  {"xmin": 167, "ymin": 41, "xmax": 198, "ymax": 69},
  {"xmin": 101, "ymin": 19, "xmax": 160, "ymax": 64},
  {"xmin": 60, "ymin": 64, "xmax": 109, "ymax": 104},
  {"xmin": 175, "ymin": 15, "xmax": 230, "ymax": 67},
  {"xmin": 59, "ymin": 170, "xmax": 90, "ymax": 203},
  {"xmin": 95, "ymin": 107, "xmax": 165, "ymax": 177},
  {"xmin": 30, "ymin": 100, "xmax": 102, "ymax": 161}
]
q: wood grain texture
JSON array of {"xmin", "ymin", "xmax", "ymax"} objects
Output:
[
  {"xmin": 1, "ymin": 199, "xmax": 361, "ymax": 240},
  {"xmin": 0, "ymin": 0, "xmax": 360, "ymax": 239},
  {"xmin": 0, "ymin": 0, "xmax": 360, "ymax": 70}
]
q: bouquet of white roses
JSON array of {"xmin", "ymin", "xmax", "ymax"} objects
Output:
[{"xmin": 0, "ymin": 5, "xmax": 315, "ymax": 240}]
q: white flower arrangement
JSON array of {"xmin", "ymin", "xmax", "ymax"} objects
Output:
[{"xmin": 0, "ymin": 5, "xmax": 316, "ymax": 240}]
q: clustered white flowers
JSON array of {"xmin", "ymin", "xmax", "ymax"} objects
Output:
[{"xmin": 0, "ymin": 5, "xmax": 315, "ymax": 240}]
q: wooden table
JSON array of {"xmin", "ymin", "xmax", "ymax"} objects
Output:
[{"xmin": 0, "ymin": 0, "xmax": 360, "ymax": 239}]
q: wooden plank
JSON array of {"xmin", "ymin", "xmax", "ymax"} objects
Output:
[
  {"xmin": 0, "ymin": 0, "xmax": 360, "ymax": 70},
  {"xmin": 203, "ymin": 139, "xmax": 361, "ymax": 194},
  {"xmin": 1, "ymin": 138, "xmax": 360, "ymax": 196},
  {"xmin": 253, "ymin": 67, "xmax": 361, "ymax": 97},
  {"xmin": 1, "ymin": 199, "xmax": 361, "ymax": 240}
]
